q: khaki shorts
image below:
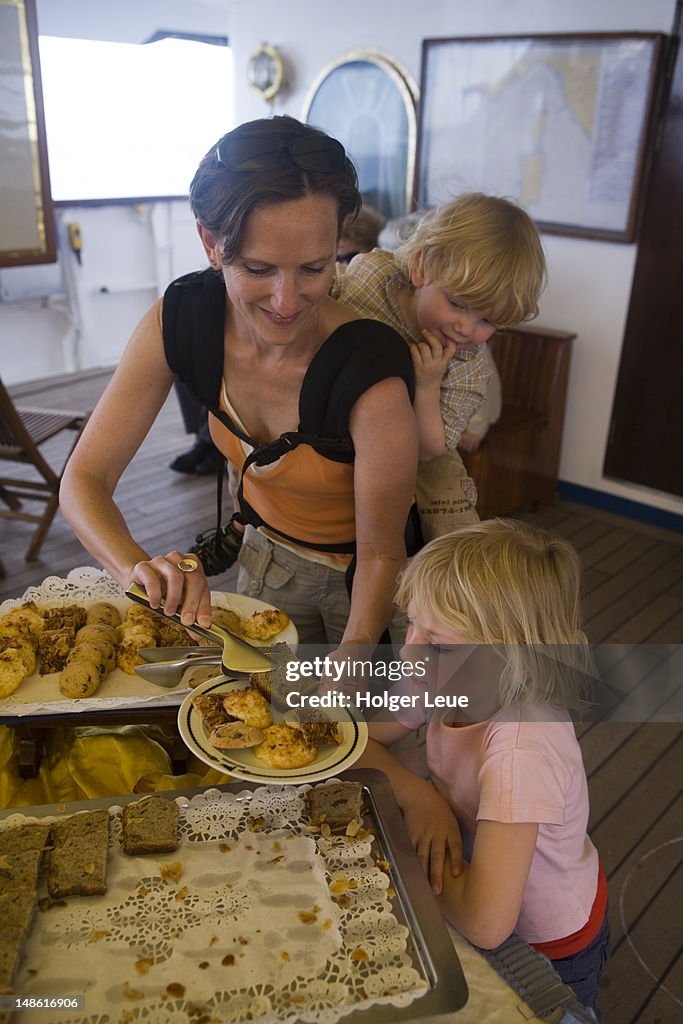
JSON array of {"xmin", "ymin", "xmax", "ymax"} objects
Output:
[{"xmin": 415, "ymin": 451, "xmax": 479, "ymax": 542}]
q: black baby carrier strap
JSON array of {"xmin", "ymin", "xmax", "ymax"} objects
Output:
[{"xmin": 162, "ymin": 268, "xmax": 415, "ymax": 554}]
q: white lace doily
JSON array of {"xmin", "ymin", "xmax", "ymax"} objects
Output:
[
  {"xmin": 0, "ymin": 567, "xmax": 124, "ymax": 615},
  {"xmin": 0, "ymin": 568, "xmax": 208, "ymax": 716},
  {"xmin": 3, "ymin": 784, "xmax": 428, "ymax": 1023}
]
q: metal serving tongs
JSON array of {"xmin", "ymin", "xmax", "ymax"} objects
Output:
[{"xmin": 125, "ymin": 583, "xmax": 272, "ymax": 675}]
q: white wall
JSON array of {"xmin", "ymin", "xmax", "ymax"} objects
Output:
[{"xmin": 1, "ymin": 0, "xmax": 680, "ymax": 518}]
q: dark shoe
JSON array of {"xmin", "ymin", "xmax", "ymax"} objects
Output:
[
  {"xmin": 194, "ymin": 448, "xmax": 224, "ymax": 475},
  {"xmin": 169, "ymin": 440, "xmax": 221, "ymax": 474}
]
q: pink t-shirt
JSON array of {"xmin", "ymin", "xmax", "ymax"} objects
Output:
[{"xmin": 395, "ymin": 697, "xmax": 599, "ymax": 944}]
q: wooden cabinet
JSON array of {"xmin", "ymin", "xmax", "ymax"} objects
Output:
[{"xmin": 461, "ymin": 326, "xmax": 575, "ymax": 520}]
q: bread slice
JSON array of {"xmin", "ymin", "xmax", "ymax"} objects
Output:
[
  {"xmin": 47, "ymin": 809, "xmax": 109, "ymax": 897},
  {"xmin": 250, "ymin": 642, "xmax": 320, "ymax": 711},
  {"xmin": 0, "ymin": 925, "xmax": 27, "ymax": 995},
  {"xmin": 0, "ymin": 847, "xmax": 43, "ymax": 897},
  {"xmin": 0, "ymin": 821, "xmax": 50, "ymax": 856},
  {"xmin": 306, "ymin": 781, "xmax": 363, "ymax": 827},
  {"xmin": 0, "ymin": 890, "xmax": 36, "ymax": 932},
  {"xmin": 122, "ymin": 796, "xmax": 179, "ymax": 855}
]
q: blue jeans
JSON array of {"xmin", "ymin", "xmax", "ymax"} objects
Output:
[
  {"xmin": 550, "ymin": 907, "xmax": 611, "ymax": 1021},
  {"xmin": 236, "ymin": 526, "xmax": 350, "ymax": 644}
]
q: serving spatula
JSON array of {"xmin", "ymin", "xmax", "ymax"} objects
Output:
[
  {"xmin": 134, "ymin": 651, "xmax": 223, "ymax": 688},
  {"xmin": 125, "ymin": 583, "xmax": 271, "ymax": 674}
]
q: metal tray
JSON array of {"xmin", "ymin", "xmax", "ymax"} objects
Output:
[{"xmin": 0, "ymin": 769, "xmax": 468, "ymax": 1023}]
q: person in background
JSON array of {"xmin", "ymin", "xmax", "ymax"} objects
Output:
[
  {"xmin": 336, "ymin": 203, "xmax": 385, "ymax": 263},
  {"xmin": 168, "ymin": 380, "xmax": 222, "ymax": 475},
  {"xmin": 60, "ymin": 115, "xmax": 417, "ymax": 648},
  {"xmin": 358, "ymin": 520, "xmax": 609, "ymax": 1019},
  {"xmin": 333, "ymin": 194, "xmax": 546, "ymax": 540}
]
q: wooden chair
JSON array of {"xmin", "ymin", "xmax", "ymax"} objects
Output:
[
  {"xmin": 460, "ymin": 325, "xmax": 575, "ymax": 520},
  {"xmin": 0, "ymin": 378, "xmax": 90, "ymax": 561}
]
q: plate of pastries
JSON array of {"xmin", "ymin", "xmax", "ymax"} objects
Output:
[
  {"xmin": 178, "ymin": 673, "xmax": 368, "ymax": 785},
  {"xmin": 0, "ymin": 591, "xmax": 296, "ymax": 708}
]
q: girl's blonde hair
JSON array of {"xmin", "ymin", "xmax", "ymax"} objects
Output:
[
  {"xmin": 395, "ymin": 519, "xmax": 591, "ymax": 710},
  {"xmin": 394, "ymin": 193, "xmax": 546, "ymax": 327}
]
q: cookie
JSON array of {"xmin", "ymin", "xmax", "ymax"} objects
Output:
[
  {"xmin": 222, "ymin": 684, "xmax": 272, "ymax": 730},
  {"xmin": 253, "ymin": 723, "xmax": 317, "ymax": 769}
]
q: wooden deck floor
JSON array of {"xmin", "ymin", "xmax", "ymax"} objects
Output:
[{"xmin": 1, "ymin": 369, "xmax": 682, "ymax": 1023}]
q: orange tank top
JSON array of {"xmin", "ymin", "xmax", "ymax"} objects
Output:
[{"xmin": 209, "ymin": 391, "xmax": 356, "ymax": 559}]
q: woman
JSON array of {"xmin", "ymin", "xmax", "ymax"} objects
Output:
[{"xmin": 60, "ymin": 116, "xmax": 418, "ymax": 648}]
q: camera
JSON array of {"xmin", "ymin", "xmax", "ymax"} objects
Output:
[{"xmin": 190, "ymin": 513, "xmax": 246, "ymax": 576}]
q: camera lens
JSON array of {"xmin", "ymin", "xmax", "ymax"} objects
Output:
[{"xmin": 190, "ymin": 516, "xmax": 245, "ymax": 576}]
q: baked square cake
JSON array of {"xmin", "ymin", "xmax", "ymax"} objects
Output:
[
  {"xmin": 47, "ymin": 809, "xmax": 110, "ymax": 897},
  {"xmin": 0, "ymin": 848, "xmax": 43, "ymax": 897},
  {"xmin": 0, "ymin": 822, "xmax": 51, "ymax": 857},
  {"xmin": 250, "ymin": 642, "xmax": 320, "ymax": 711},
  {"xmin": 122, "ymin": 796, "xmax": 179, "ymax": 855},
  {"xmin": 306, "ymin": 781, "xmax": 363, "ymax": 827},
  {"xmin": 0, "ymin": 891, "xmax": 36, "ymax": 932},
  {"xmin": 0, "ymin": 925, "xmax": 27, "ymax": 995}
]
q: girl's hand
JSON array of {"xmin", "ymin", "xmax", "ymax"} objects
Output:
[
  {"xmin": 400, "ymin": 783, "xmax": 464, "ymax": 894},
  {"xmin": 129, "ymin": 551, "xmax": 213, "ymax": 629},
  {"xmin": 411, "ymin": 330, "xmax": 456, "ymax": 388}
]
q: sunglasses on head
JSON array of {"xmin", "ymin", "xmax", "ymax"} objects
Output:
[{"xmin": 215, "ymin": 133, "xmax": 348, "ymax": 174}]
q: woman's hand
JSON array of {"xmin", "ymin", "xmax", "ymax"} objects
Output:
[
  {"xmin": 400, "ymin": 782, "xmax": 464, "ymax": 894},
  {"xmin": 128, "ymin": 550, "xmax": 213, "ymax": 629}
]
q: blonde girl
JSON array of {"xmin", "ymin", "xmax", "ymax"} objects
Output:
[{"xmin": 360, "ymin": 519, "xmax": 609, "ymax": 1018}]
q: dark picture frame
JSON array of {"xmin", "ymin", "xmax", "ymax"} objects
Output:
[
  {"xmin": 0, "ymin": 0, "xmax": 56, "ymax": 266},
  {"xmin": 416, "ymin": 33, "xmax": 666, "ymax": 242}
]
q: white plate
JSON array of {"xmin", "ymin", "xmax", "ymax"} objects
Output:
[
  {"xmin": 178, "ymin": 676, "xmax": 368, "ymax": 785},
  {"xmin": 0, "ymin": 571, "xmax": 297, "ymax": 717}
]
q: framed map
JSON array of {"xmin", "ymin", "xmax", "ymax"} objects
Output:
[{"xmin": 416, "ymin": 33, "xmax": 666, "ymax": 242}]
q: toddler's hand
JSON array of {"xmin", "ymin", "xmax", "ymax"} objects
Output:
[
  {"xmin": 458, "ymin": 429, "xmax": 486, "ymax": 452},
  {"xmin": 411, "ymin": 330, "xmax": 456, "ymax": 388}
]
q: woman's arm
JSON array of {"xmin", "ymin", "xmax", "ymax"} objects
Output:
[
  {"xmin": 59, "ymin": 302, "xmax": 213, "ymax": 627},
  {"xmin": 344, "ymin": 375, "xmax": 418, "ymax": 644},
  {"xmin": 437, "ymin": 819, "xmax": 538, "ymax": 949},
  {"xmin": 357, "ymin": 724, "xmax": 464, "ymax": 889}
]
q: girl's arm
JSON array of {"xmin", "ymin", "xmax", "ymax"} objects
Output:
[
  {"xmin": 59, "ymin": 302, "xmax": 213, "ymax": 628},
  {"xmin": 343, "ymin": 375, "xmax": 418, "ymax": 644},
  {"xmin": 357, "ymin": 723, "xmax": 464, "ymax": 889},
  {"xmin": 437, "ymin": 819, "xmax": 538, "ymax": 949},
  {"xmin": 410, "ymin": 331, "xmax": 456, "ymax": 460}
]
